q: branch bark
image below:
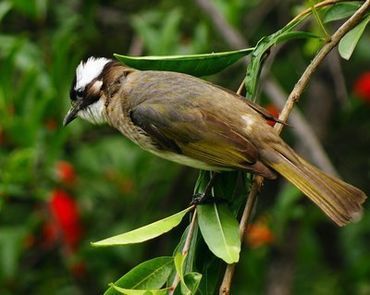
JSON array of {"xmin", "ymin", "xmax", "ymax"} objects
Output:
[
  {"xmin": 169, "ymin": 207, "xmax": 197, "ymax": 294},
  {"xmin": 276, "ymin": 0, "xmax": 370, "ymax": 132},
  {"xmin": 194, "ymin": 0, "xmax": 343, "ymax": 173},
  {"xmin": 218, "ymin": 0, "xmax": 370, "ymax": 293}
]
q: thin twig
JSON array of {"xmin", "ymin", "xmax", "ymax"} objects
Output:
[
  {"xmin": 169, "ymin": 206, "xmax": 197, "ymax": 294},
  {"xmin": 236, "ymin": 80, "xmax": 245, "ymax": 95},
  {"xmin": 170, "ymin": 172, "xmax": 217, "ymax": 293},
  {"xmin": 219, "ymin": 1, "xmax": 370, "ymax": 293},
  {"xmin": 219, "ymin": 176, "xmax": 263, "ymax": 294},
  {"xmin": 276, "ymin": 0, "xmax": 370, "ymax": 132},
  {"xmin": 193, "ymin": 0, "xmax": 345, "ymax": 167},
  {"xmin": 287, "ymin": 0, "xmax": 357, "ymax": 27},
  {"xmin": 263, "ymin": 78, "xmax": 338, "ymax": 175}
]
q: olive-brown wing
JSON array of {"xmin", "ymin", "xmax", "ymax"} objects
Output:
[{"xmin": 129, "ymin": 102, "xmax": 275, "ymax": 178}]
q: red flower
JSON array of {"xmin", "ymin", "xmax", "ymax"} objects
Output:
[
  {"xmin": 48, "ymin": 189, "xmax": 83, "ymax": 251},
  {"xmin": 354, "ymin": 72, "xmax": 370, "ymax": 103},
  {"xmin": 264, "ymin": 104, "xmax": 280, "ymax": 126},
  {"xmin": 56, "ymin": 161, "xmax": 76, "ymax": 185},
  {"xmin": 246, "ymin": 221, "xmax": 274, "ymax": 248},
  {"xmin": 45, "ymin": 118, "xmax": 57, "ymax": 131},
  {"xmin": 70, "ymin": 261, "xmax": 87, "ymax": 278}
]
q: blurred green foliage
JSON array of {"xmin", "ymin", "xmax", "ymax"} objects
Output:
[{"xmin": 0, "ymin": 0, "xmax": 369, "ymax": 294}]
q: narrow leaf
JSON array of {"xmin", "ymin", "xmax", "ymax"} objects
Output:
[
  {"xmin": 174, "ymin": 252, "xmax": 193, "ymax": 295},
  {"xmin": 275, "ymin": 31, "xmax": 321, "ymax": 43},
  {"xmin": 183, "ymin": 273, "xmax": 202, "ymax": 294},
  {"xmin": 244, "ymin": 17, "xmax": 312, "ymax": 97},
  {"xmin": 174, "ymin": 252, "xmax": 186, "ymax": 284},
  {"xmin": 111, "ymin": 284, "xmax": 170, "ymax": 295},
  {"xmin": 193, "ymin": 170, "xmax": 211, "ymax": 194},
  {"xmin": 104, "ymin": 257, "xmax": 174, "ymax": 295},
  {"xmin": 338, "ymin": 15, "xmax": 370, "ymax": 60},
  {"xmin": 114, "ymin": 48, "xmax": 253, "ymax": 77},
  {"xmin": 172, "ymin": 224, "xmax": 198, "ymax": 273},
  {"xmin": 324, "ymin": 2, "xmax": 362, "ymax": 23},
  {"xmin": 93, "ymin": 207, "xmax": 193, "ymax": 246},
  {"xmin": 197, "ymin": 204, "xmax": 240, "ymax": 264}
]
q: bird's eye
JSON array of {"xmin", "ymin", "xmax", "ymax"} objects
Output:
[{"xmin": 76, "ymin": 89, "xmax": 84, "ymax": 98}]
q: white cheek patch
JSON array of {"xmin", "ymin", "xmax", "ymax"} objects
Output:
[
  {"xmin": 78, "ymin": 99, "xmax": 107, "ymax": 125},
  {"xmin": 91, "ymin": 80, "xmax": 103, "ymax": 92}
]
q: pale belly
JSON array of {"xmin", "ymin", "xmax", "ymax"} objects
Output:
[
  {"xmin": 148, "ymin": 149, "xmax": 231, "ymax": 172},
  {"xmin": 113, "ymin": 116, "xmax": 231, "ymax": 171}
]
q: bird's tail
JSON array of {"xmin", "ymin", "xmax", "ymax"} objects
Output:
[{"xmin": 261, "ymin": 145, "xmax": 367, "ymax": 226}]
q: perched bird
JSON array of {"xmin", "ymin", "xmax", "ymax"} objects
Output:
[{"xmin": 64, "ymin": 57, "xmax": 367, "ymax": 226}]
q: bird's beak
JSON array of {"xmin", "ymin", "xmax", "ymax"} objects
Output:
[{"xmin": 63, "ymin": 103, "xmax": 80, "ymax": 126}]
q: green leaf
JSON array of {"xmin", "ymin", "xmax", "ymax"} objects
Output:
[
  {"xmin": 110, "ymin": 284, "xmax": 170, "ymax": 295},
  {"xmin": 114, "ymin": 48, "xmax": 253, "ymax": 77},
  {"xmin": 197, "ymin": 204, "xmax": 241, "ymax": 264},
  {"xmin": 173, "ymin": 272, "xmax": 202, "ymax": 295},
  {"xmin": 169, "ymin": 223, "xmax": 199, "ymax": 287},
  {"xmin": 193, "ymin": 170, "xmax": 211, "ymax": 194},
  {"xmin": 244, "ymin": 17, "xmax": 314, "ymax": 98},
  {"xmin": 182, "ymin": 272, "xmax": 202, "ymax": 294},
  {"xmin": 174, "ymin": 252, "xmax": 192, "ymax": 295},
  {"xmin": 338, "ymin": 15, "xmax": 370, "ymax": 60},
  {"xmin": 104, "ymin": 257, "xmax": 174, "ymax": 295},
  {"xmin": 0, "ymin": 1, "xmax": 12, "ymax": 22},
  {"xmin": 324, "ymin": 2, "xmax": 362, "ymax": 23},
  {"xmin": 174, "ymin": 252, "xmax": 186, "ymax": 284},
  {"xmin": 275, "ymin": 31, "xmax": 321, "ymax": 43},
  {"xmin": 197, "ymin": 258, "xmax": 223, "ymax": 295},
  {"xmin": 92, "ymin": 207, "xmax": 193, "ymax": 246},
  {"xmin": 172, "ymin": 224, "xmax": 198, "ymax": 273}
]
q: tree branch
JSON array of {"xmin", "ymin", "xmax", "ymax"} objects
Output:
[
  {"xmin": 219, "ymin": 1, "xmax": 370, "ymax": 293},
  {"xmin": 169, "ymin": 207, "xmax": 197, "ymax": 294},
  {"xmin": 219, "ymin": 176, "xmax": 263, "ymax": 294},
  {"xmin": 263, "ymin": 78, "xmax": 338, "ymax": 176},
  {"xmin": 276, "ymin": 0, "xmax": 370, "ymax": 131}
]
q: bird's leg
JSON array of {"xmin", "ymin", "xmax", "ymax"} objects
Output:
[{"xmin": 190, "ymin": 172, "xmax": 228, "ymax": 205}]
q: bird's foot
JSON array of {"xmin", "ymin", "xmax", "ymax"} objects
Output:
[{"xmin": 190, "ymin": 193, "xmax": 228, "ymax": 206}]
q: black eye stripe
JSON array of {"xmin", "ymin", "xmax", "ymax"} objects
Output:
[
  {"xmin": 70, "ymin": 75, "xmax": 77, "ymax": 101},
  {"xmin": 80, "ymin": 94, "xmax": 100, "ymax": 109}
]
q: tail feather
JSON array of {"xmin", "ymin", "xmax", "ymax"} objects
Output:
[{"xmin": 261, "ymin": 147, "xmax": 367, "ymax": 226}]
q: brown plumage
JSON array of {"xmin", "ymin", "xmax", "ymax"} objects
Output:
[{"xmin": 65, "ymin": 59, "xmax": 367, "ymax": 226}]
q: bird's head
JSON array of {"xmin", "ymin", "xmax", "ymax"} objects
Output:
[{"xmin": 63, "ymin": 57, "xmax": 113, "ymax": 126}]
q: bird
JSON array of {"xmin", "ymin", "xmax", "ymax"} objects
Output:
[{"xmin": 64, "ymin": 56, "xmax": 367, "ymax": 226}]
